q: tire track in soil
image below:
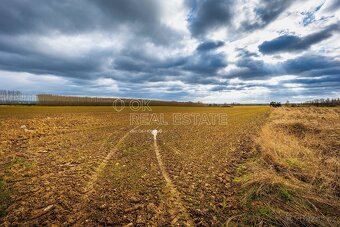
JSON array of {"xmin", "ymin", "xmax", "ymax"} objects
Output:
[
  {"xmin": 163, "ymin": 142, "xmax": 181, "ymax": 155},
  {"xmin": 65, "ymin": 126, "xmax": 139, "ymax": 225},
  {"xmin": 153, "ymin": 134, "xmax": 194, "ymax": 226}
]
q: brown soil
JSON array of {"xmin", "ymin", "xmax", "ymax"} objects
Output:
[{"xmin": 0, "ymin": 106, "xmax": 270, "ymax": 226}]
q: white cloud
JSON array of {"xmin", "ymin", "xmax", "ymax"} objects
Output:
[
  {"xmin": 0, "ymin": 70, "xmax": 72, "ymax": 93},
  {"xmin": 196, "ymin": 86, "xmax": 271, "ymax": 104}
]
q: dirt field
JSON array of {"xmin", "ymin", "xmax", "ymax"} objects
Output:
[{"xmin": 0, "ymin": 106, "xmax": 339, "ymax": 226}]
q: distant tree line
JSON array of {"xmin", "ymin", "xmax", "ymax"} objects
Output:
[
  {"xmin": 0, "ymin": 90, "xmax": 36, "ymax": 104},
  {"xmin": 37, "ymin": 94, "xmax": 120, "ymax": 106},
  {"xmin": 208, "ymin": 103, "xmax": 232, "ymax": 107},
  {"xmin": 2, "ymin": 90, "xmax": 338, "ymax": 107},
  {"xmin": 270, "ymin": 98, "xmax": 340, "ymax": 107},
  {"xmin": 37, "ymin": 94, "xmax": 207, "ymax": 107},
  {"xmin": 302, "ymin": 98, "xmax": 340, "ymax": 107}
]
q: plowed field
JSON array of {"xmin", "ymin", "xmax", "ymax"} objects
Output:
[{"xmin": 0, "ymin": 106, "xmax": 269, "ymax": 225}]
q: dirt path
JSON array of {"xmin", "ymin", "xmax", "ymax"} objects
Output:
[
  {"xmin": 65, "ymin": 126, "xmax": 139, "ymax": 225},
  {"xmin": 152, "ymin": 132, "xmax": 194, "ymax": 226}
]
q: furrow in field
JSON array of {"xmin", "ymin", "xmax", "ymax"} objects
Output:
[
  {"xmin": 153, "ymin": 135, "xmax": 194, "ymax": 226},
  {"xmin": 155, "ymin": 108, "xmax": 269, "ymax": 225},
  {"xmin": 74, "ymin": 127, "xmax": 165, "ymax": 225},
  {"xmin": 1, "ymin": 124, "xmax": 126, "ymax": 225},
  {"xmin": 0, "ymin": 106, "xmax": 270, "ymax": 226},
  {"xmin": 82, "ymin": 125, "xmax": 140, "ymax": 197},
  {"xmin": 65, "ymin": 126, "xmax": 139, "ymax": 225}
]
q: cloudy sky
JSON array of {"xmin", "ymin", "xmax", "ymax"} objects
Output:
[{"xmin": 0, "ymin": 0, "xmax": 339, "ymax": 103}]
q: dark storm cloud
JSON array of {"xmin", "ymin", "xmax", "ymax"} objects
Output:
[
  {"xmin": 294, "ymin": 75, "xmax": 340, "ymax": 86},
  {"xmin": 113, "ymin": 47, "xmax": 188, "ymax": 75},
  {"xmin": 0, "ymin": 33, "xmax": 111, "ymax": 79},
  {"xmin": 283, "ymin": 55, "xmax": 340, "ymax": 75},
  {"xmin": 185, "ymin": 0, "xmax": 298, "ymax": 38},
  {"xmin": 0, "ymin": 0, "xmax": 339, "ymax": 102},
  {"xmin": 213, "ymin": 72, "xmax": 340, "ymax": 97},
  {"xmin": 229, "ymin": 58, "xmax": 270, "ymax": 79},
  {"xmin": 186, "ymin": 0, "xmax": 233, "ymax": 38},
  {"xmin": 227, "ymin": 54, "xmax": 340, "ymax": 79},
  {"xmin": 325, "ymin": 0, "xmax": 340, "ymax": 11},
  {"xmin": 259, "ymin": 24, "xmax": 339, "ymax": 54},
  {"xmin": 0, "ymin": 0, "xmax": 176, "ymax": 44},
  {"xmin": 213, "ymin": 76, "xmax": 340, "ymax": 93},
  {"xmin": 0, "ymin": 0, "xmax": 92, "ymax": 35},
  {"xmin": 236, "ymin": 48, "xmax": 259, "ymax": 58},
  {"xmin": 0, "ymin": 49, "xmax": 107, "ymax": 79},
  {"xmin": 183, "ymin": 76, "xmax": 222, "ymax": 85},
  {"xmin": 196, "ymin": 40, "xmax": 225, "ymax": 52},
  {"xmin": 241, "ymin": 0, "xmax": 296, "ymax": 32},
  {"xmin": 0, "ymin": 0, "xmax": 228, "ymax": 85},
  {"xmin": 181, "ymin": 51, "xmax": 227, "ymax": 75},
  {"xmin": 0, "ymin": 0, "xmax": 183, "ymax": 82},
  {"xmin": 113, "ymin": 43, "xmax": 227, "ymax": 79},
  {"xmin": 183, "ymin": 55, "xmax": 226, "ymax": 74},
  {"xmin": 92, "ymin": 0, "xmax": 179, "ymax": 44}
]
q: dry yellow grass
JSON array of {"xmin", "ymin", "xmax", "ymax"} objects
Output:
[{"xmin": 234, "ymin": 107, "xmax": 340, "ymax": 226}]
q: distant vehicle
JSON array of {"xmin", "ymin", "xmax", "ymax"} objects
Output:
[{"xmin": 269, "ymin": 101, "xmax": 282, "ymax": 107}]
